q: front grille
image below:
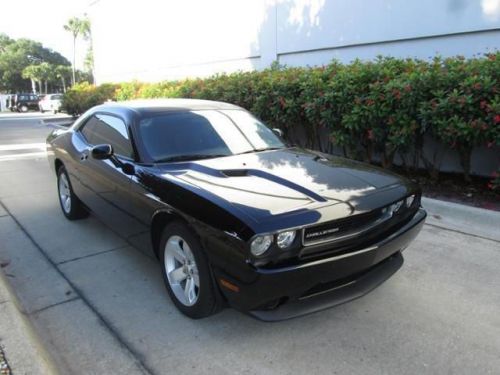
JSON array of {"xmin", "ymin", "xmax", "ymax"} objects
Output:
[{"xmin": 302, "ymin": 209, "xmax": 384, "ymax": 246}]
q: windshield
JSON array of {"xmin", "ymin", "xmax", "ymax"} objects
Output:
[{"xmin": 139, "ymin": 109, "xmax": 285, "ymax": 162}]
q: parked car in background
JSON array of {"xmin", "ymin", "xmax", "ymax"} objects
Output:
[
  {"xmin": 46, "ymin": 99, "xmax": 426, "ymax": 321},
  {"xmin": 8, "ymin": 93, "xmax": 39, "ymax": 112},
  {"xmin": 39, "ymin": 94, "xmax": 63, "ymax": 113}
]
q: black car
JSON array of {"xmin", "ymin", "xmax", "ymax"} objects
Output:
[
  {"xmin": 46, "ymin": 99, "xmax": 426, "ymax": 321},
  {"xmin": 8, "ymin": 93, "xmax": 40, "ymax": 112}
]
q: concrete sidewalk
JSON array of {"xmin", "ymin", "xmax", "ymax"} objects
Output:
[
  {"xmin": 0, "ymin": 154, "xmax": 499, "ymax": 374},
  {"xmin": 422, "ymin": 197, "xmax": 500, "ymax": 242},
  {"xmin": 0, "ymin": 202, "xmax": 149, "ymax": 374},
  {"xmin": 0, "ymin": 265, "xmax": 56, "ymax": 374}
]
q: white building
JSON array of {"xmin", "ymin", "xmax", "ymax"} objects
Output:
[{"xmin": 88, "ymin": 0, "xmax": 500, "ymax": 84}]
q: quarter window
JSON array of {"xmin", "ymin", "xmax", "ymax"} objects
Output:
[{"xmin": 80, "ymin": 114, "xmax": 134, "ymax": 159}]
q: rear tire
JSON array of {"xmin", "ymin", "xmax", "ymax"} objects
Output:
[
  {"xmin": 19, "ymin": 105, "xmax": 28, "ymax": 113},
  {"xmin": 159, "ymin": 221, "xmax": 221, "ymax": 319},
  {"xmin": 57, "ymin": 165, "xmax": 88, "ymax": 220}
]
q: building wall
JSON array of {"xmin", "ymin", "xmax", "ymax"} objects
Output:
[{"xmin": 89, "ymin": 0, "xmax": 500, "ymax": 83}]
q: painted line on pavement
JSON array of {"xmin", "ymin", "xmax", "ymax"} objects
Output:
[
  {"xmin": 0, "ymin": 152, "xmax": 46, "ymax": 162},
  {"xmin": 0, "ymin": 143, "xmax": 45, "ymax": 151}
]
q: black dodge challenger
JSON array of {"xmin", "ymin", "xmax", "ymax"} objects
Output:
[{"xmin": 47, "ymin": 99, "xmax": 426, "ymax": 321}]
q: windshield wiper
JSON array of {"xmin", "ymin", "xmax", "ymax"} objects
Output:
[
  {"xmin": 236, "ymin": 147, "xmax": 285, "ymax": 155},
  {"xmin": 154, "ymin": 154, "xmax": 229, "ymax": 163}
]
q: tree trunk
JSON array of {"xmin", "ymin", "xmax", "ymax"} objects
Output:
[
  {"xmin": 61, "ymin": 77, "xmax": 66, "ymax": 93},
  {"xmin": 458, "ymin": 147, "xmax": 472, "ymax": 183},
  {"xmin": 38, "ymin": 81, "xmax": 43, "ymax": 94},
  {"xmin": 382, "ymin": 145, "xmax": 396, "ymax": 169},
  {"xmin": 30, "ymin": 79, "xmax": 36, "ymax": 94},
  {"xmin": 72, "ymin": 35, "xmax": 76, "ymax": 86},
  {"xmin": 44, "ymin": 81, "xmax": 48, "ymax": 94},
  {"xmin": 420, "ymin": 152, "xmax": 440, "ymax": 181}
]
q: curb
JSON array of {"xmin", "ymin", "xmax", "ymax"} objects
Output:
[
  {"xmin": 0, "ymin": 271, "xmax": 59, "ymax": 375},
  {"xmin": 0, "ymin": 203, "xmax": 151, "ymax": 375},
  {"xmin": 422, "ymin": 197, "xmax": 500, "ymax": 242}
]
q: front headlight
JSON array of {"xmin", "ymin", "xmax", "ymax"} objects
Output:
[
  {"xmin": 250, "ymin": 234, "xmax": 273, "ymax": 256},
  {"xmin": 389, "ymin": 200, "xmax": 404, "ymax": 215},
  {"xmin": 276, "ymin": 230, "xmax": 296, "ymax": 249},
  {"xmin": 406, "ymin": 194, "xmax": 416, "ymax": 207}
]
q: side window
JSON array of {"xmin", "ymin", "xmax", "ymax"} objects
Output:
[
  {"xmin": 80, "ymin": 114, "xmax": 134, "ymax": 159},
  {"xmin": 80, "ymin": 116, "xmax": 100, "ymax": 145}
]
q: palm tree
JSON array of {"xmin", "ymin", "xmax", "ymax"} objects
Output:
[
  {"xmin": 63, "ymin": 17, "xmax": 86, "ymax": 86},
  {"xmin": 55, "ymin": 65, "xmax": 72, "ymax": 92},
  {"xmin": 22, "ymin": 65, "xmax": 43, "ymax": 94},
  {"xmin": 38, "ymin": 62, "xmax": 54, "ymax": 94}
]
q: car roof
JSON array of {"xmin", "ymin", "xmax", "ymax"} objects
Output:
[{"xmin": 96, "ymin": 98, "xmax": 244, "ymax": 116}]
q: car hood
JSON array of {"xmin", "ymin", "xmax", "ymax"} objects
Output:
[{"xmin": 155, "ymin": 148, "xmax": 408, "ymax": 224}]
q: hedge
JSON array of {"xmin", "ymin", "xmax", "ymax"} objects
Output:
[{"xmin": 62, "ymin": 53, "xmax": 500, "ymax": 184}]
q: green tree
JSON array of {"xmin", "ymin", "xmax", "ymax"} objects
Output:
[
  {"xmin": 38, "ymin": 62, "xmax": 55, "ymax": 94},
  {"xmin": 55, "ymin": 65, "xmax": 72, "ymax": 92},
  {"xmin": 0, "ymin": 33, "xmax": 14, "ymax": 53},
  {"xmin": 0, "ymin": 36, "xmax": 69, "ymax": 92},
  {"xmin": 64, "ymin": 17, "xmax": 88, "ymax": 86},
  {"xmin": 22, "ymin": 65, "xmax": 42, "ymax": 93},
  {"xmin": 81, "ymin": 16, "xmax": 95, "ymax": 83}
]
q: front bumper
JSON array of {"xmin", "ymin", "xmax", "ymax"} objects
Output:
[{"xmin": 216, "ymin": 208, "xmax": 426, "ymax": 321}]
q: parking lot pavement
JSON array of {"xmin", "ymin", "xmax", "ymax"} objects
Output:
[{"xmin": 1, "ymin": 116, "xmax": 500, "ymax": 374}]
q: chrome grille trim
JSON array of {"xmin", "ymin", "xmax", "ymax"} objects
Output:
[{"xmin": 301, "ymin": 209, "xmax": 392, "ymax": 247}]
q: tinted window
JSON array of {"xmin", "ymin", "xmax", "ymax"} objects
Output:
[
  {"xmin": 51, "ymin": 95, "xmax": 63, "ymax": 100},
  {"xmin": 80, "ymin": 114, "xmax": 134, "ymax": 159},
  {"xmin": 139, "ymin": 109, "xmax": 285, "ymax": 162},
  {"xmin": 221, "ymin": 110, "xmax": 284, "ymax": 149}
]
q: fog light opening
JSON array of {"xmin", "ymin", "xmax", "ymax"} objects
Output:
[{"xmin": 219, "ymin": 278, "xmax": 240, "ymax": 293}]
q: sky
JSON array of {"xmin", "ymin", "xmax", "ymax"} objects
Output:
[{"xmin": 0, "ymin": 0, "xmax": 92, "ymax": 68}]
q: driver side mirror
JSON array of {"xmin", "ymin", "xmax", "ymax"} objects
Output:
[
  {"xmin": 272, "ymin": 128, "xmax": 284, "ymax": 138},
  {"xmin": 91, "ymin": 144, "xmax": 113, "ymax": 160},
  {"xmin": 90, "ymin": 143, "xmax": 135, "ymax": 176}
]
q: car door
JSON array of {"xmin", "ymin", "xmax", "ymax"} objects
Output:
[
  {"xmin": 29, "ymin": 95, "xmax": 38, "ymax": 109},
  {"xmin": 75, "ymin": 113, "xmax": 144, "ymax": 238}
]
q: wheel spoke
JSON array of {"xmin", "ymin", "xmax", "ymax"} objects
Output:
[
  {"xmin": 184, "ymin": 277, "xmax": 196, "ymax": 304},
  {"xmin": 168, "ymin": 239, "xmax": 186, "ymax": 263},
  {"xmin": 183, "ymin": 243, "xmax": 194, "ymax": 262},
  {"xmin": 168, "ymin": 267, "xmax": 187, "ymax": 283},
  {"xmin": 164, "ymin": 234, "xmax": 200, "ymax": 306},
  {"xmin": 192, "ymin": 269, "xmax": 200, "ymax": 287},
  {"xmin": 64, "ymin": 197, "xmax": 71, "ymax": 212}
]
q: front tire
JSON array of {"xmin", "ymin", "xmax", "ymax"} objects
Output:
[
  {"xmin": 19, "ymin": 105, "xmax": 28, "ymax": 113},
  {"xmin": 159, "ymin": 221, "xmax": 220, "ymax": 319},
  {"xmin": 57, "ymin": 166, "xmax": 88, "ymax": 220}
]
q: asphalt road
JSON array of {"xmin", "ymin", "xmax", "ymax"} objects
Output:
[{"xmin": 0, "ymin": 114, "xmax": 499, "ymax": 375}]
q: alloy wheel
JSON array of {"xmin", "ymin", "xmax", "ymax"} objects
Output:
[
  {"xmin": 164, "ymin": 235, "xmax": 200, "ymax": 306},
  {"xmin": 58, "ymin": 173, "xmax": 71, "ymax": 213}
]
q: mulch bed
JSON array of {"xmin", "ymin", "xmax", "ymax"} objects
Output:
[{"xmin": 394, "ymin": 168, "xmax": 500, "ymax": 211}]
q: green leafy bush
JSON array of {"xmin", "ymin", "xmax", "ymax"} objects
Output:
[
  {"xmin": 62, "ymin": 52, "xmax": 500, "ymax": 181},
  {"xmin": 62, "ymin": 82, "xmax": 117, "ymax": 116}
]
